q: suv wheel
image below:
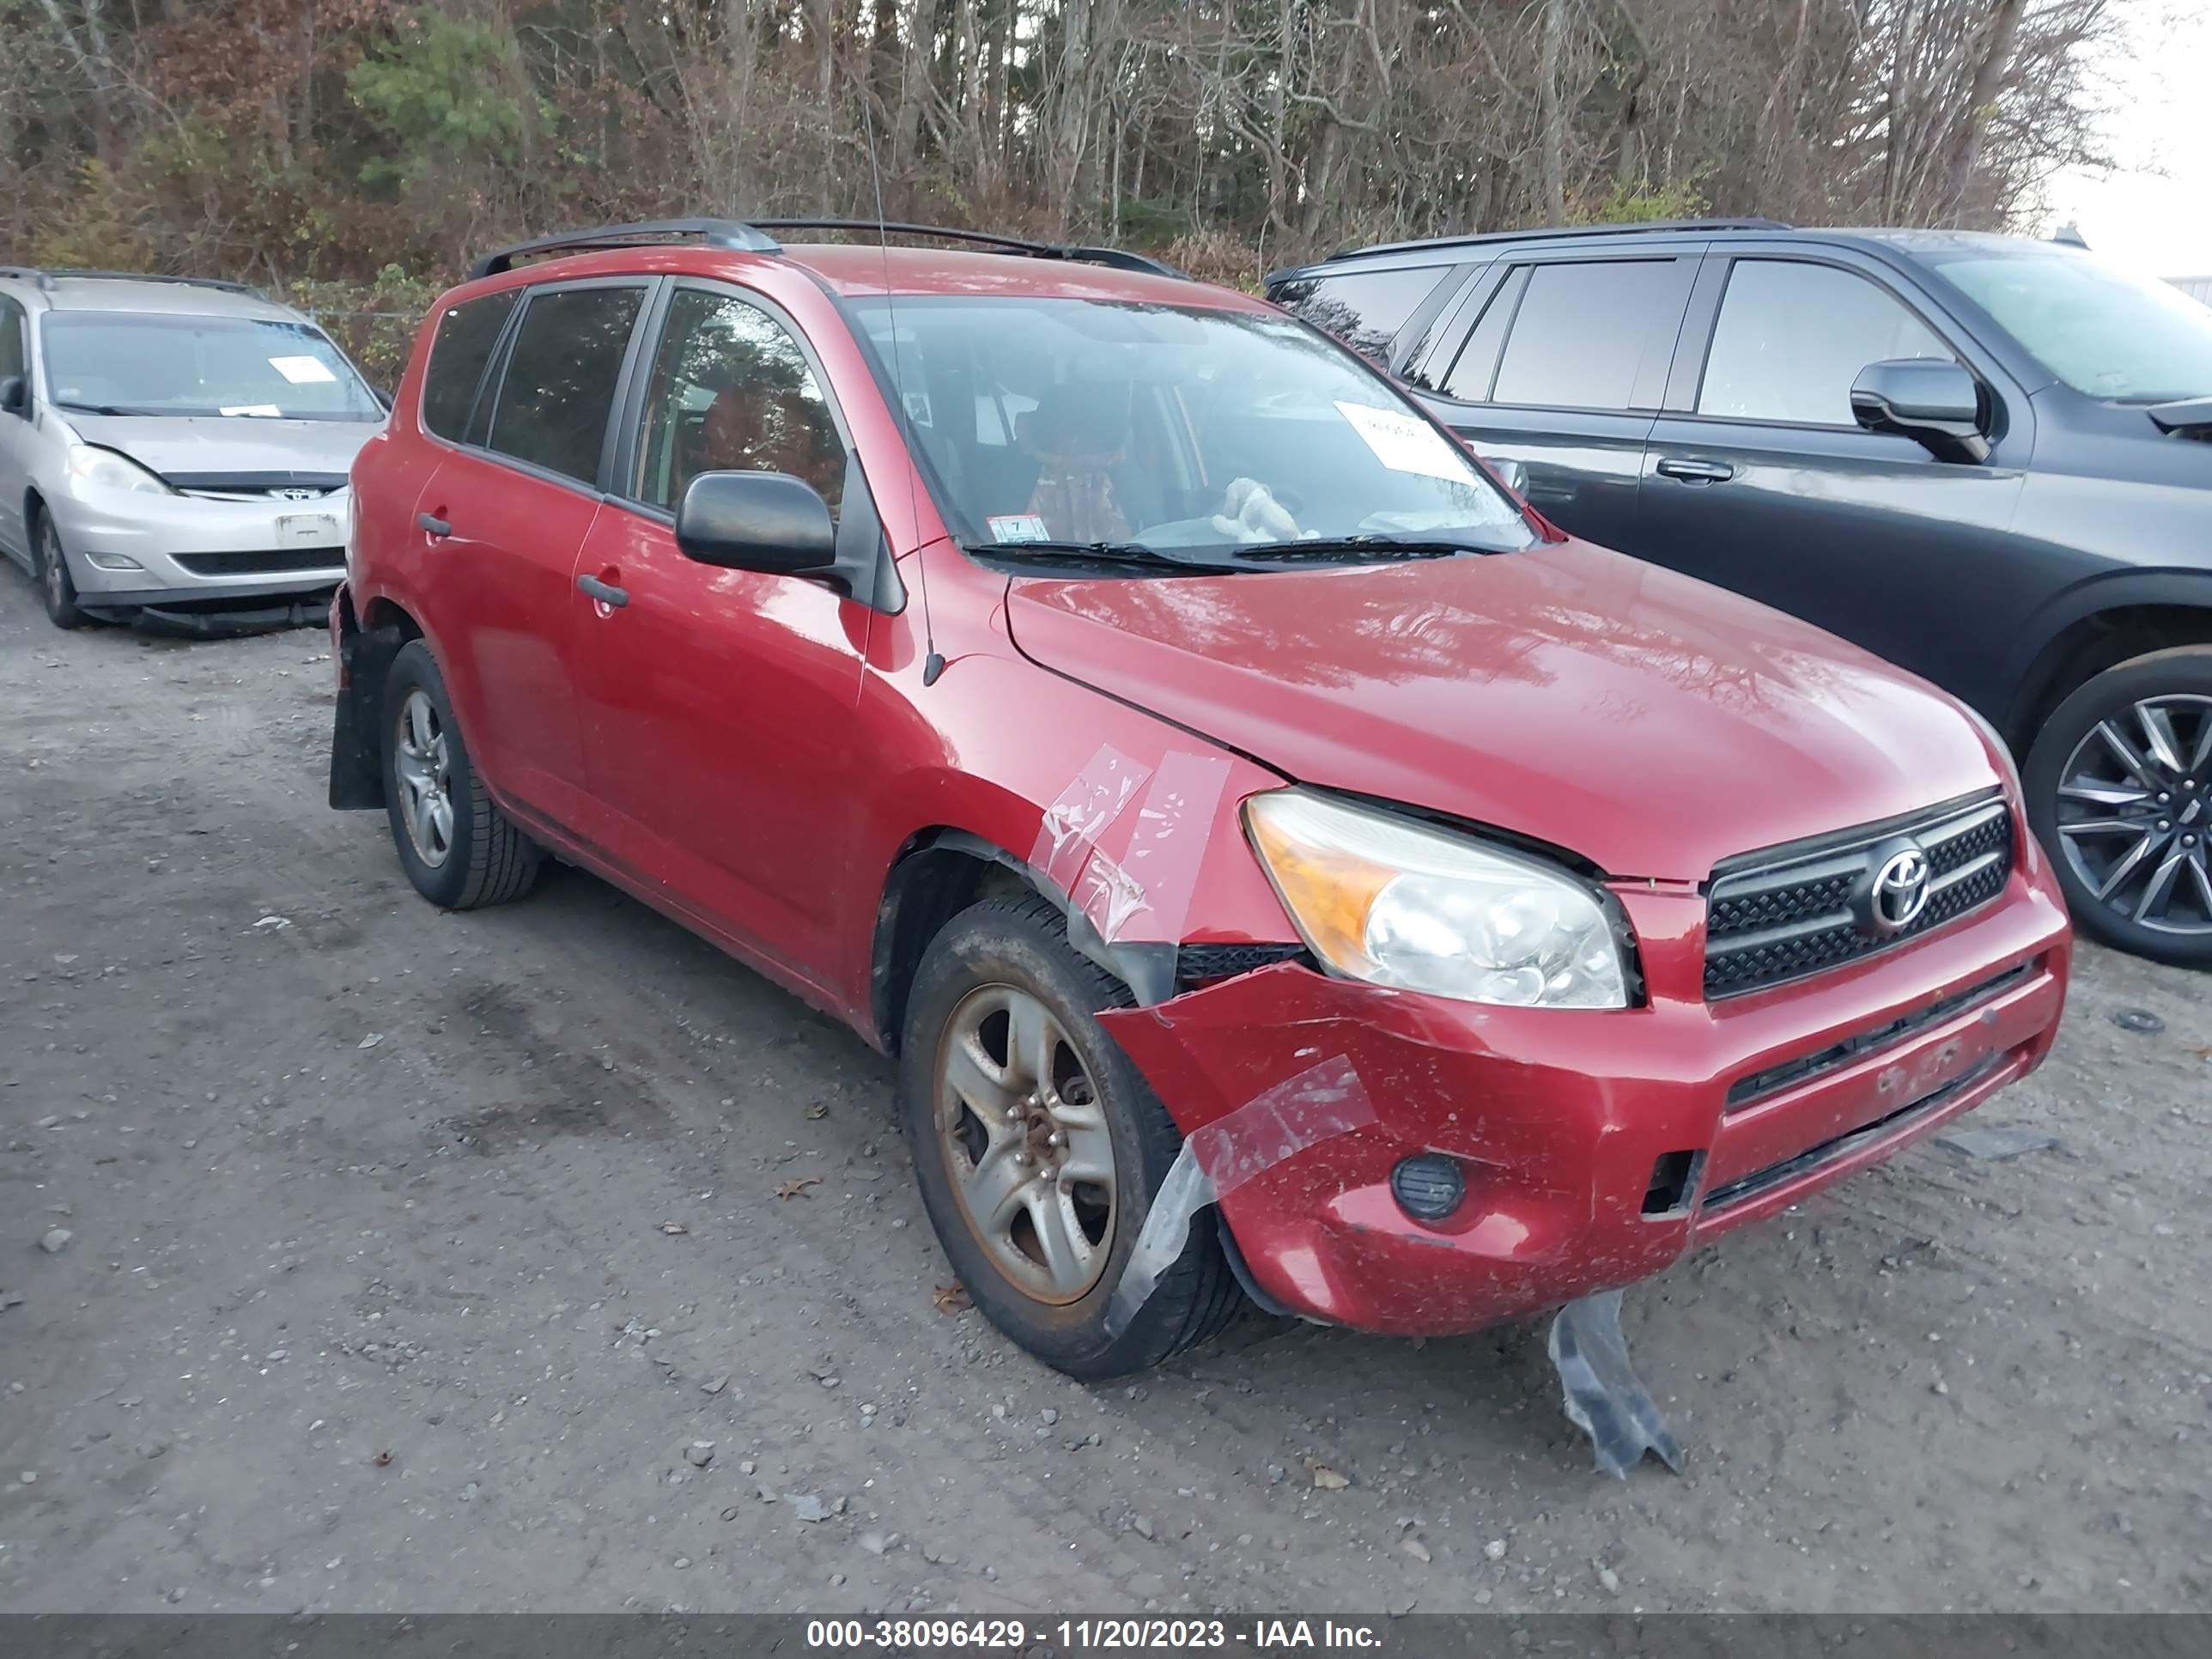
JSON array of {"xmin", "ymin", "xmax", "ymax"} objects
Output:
[
  {"xmin": 33, "ymin": 514, "xmax": 88, "ymax": 630},
  {"xmin": 2026, "ymin": 646, "xmax": 2212, "ymax": 966},
  {"xmin": 896, "ymin": 893, "xmax": 1244, "ymax": 1378},
  {"xmin": 380, "ymin": 640, "xmax": 544, "ymax": 909}
]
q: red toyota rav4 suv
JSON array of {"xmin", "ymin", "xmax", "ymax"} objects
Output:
[{"xmin": 330, "ymin": 218, "xmax": 2071, "ymax": 1380}]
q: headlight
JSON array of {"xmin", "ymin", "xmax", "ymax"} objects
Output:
[
  {"xmin": 67, "ymin": 446, "xmax": 173, "ymax": 496},
  {"xmin": 1244, "ymin": 790, "xmax": 1631, "ymax": 1008}
]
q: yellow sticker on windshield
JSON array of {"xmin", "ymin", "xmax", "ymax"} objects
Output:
[{"xmin": 1334, "ymin": 400, "xmax": 1474, "ymax": 485}]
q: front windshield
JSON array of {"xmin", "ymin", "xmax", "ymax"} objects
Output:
[
  {"xmin": 848, "ymin": 296, "xmax": 1534, "ymax": 564},
  {"xmin": 1923, "ymin": 246, "xmax": 2212, "ymax": 404},
  {"xmin": 40, "ymin": 312, "xmax": 382, "ymax": 421}
]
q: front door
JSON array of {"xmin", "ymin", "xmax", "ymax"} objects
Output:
[
  {"xmin": 1637, "ymin": 252, "xmax": 2030, "ymax": 718},
  {"xmin": 1411, "ymin": 250, "xmax": 1700, "ymax": 552},
  {"xmin": 569, "ymin": 282, "xmax": 871, "ymax": 983}
]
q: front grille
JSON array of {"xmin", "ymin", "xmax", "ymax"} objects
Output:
[
  {"xmin": 1703, "ymin": 793, "xmax": 2013, "ymax": 1000},
  {"xmin": 175, "ymin": 548, "xmax": 344, "ymax": 576}
]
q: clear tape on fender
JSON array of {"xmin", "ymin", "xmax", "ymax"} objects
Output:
[
  {"xmin": 1028, "ymin": 746, "xmax": 1232, "ymax": 1006},
  {"xmin": 1102, "ymin": 1056, "xmax": 1376, "ymax": 1338}
]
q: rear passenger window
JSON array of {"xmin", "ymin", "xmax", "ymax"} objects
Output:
[
  {"xmin": 485, "ymin": 286, "xmax": 646, "ymax": 485},
  {"xmin": 1698, "ymin": 260, "xmax": 1951, "ymax": 425},
  {"xmin": 1492, "ymin": 260, "xmax": 1678, "ymax": 410},
  {"xmin": 421, "ymin": 289, "xmax": 519, "ymax": 442},
  {"xmin": 1274, "ymin": 267, "xmax": 1449, "ymax": 365}
]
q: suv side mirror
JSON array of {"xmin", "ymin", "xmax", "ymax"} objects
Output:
[
  {"xmin": 677, "ymin": 470, "xmax": 842, "ymax": 581},
  {"xmin": 1850, "ymin": 360, "xmax": 1989, "ymax": 463},
  {"xmin": 0, "ymin": 376, "xmax": 25, "ymax": 416}
]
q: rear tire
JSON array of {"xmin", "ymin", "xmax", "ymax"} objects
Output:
[
  {"xmin": 380, "ymin": 640, "xmax": 543, "ymax": 909},
  {"xmin": 896, "ymin": 892, "xmax": 1244, "ymax": 1378},
  {"xmin": 2025, "ymin": 646, "xmax": 2212, "ymax": 968},
  {"xmin": 33, "ymin": 513, "xmax": 87, "ymax": 630}
]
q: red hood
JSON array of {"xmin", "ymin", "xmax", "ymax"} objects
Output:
[{"xmin": 1004, "ymin": 541, "xmax": 2003, "ymax": 881}]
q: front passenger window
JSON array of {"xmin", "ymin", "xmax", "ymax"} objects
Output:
[
  {"xmin": 633, "ymin": 289, "xmax": 847, "ymax": 517},
  {"xmin": 1698, "ymin": 260, "xmax": 1951, "ymax": 425}
]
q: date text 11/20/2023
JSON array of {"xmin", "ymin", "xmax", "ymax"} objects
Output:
[{"xmin": 805, "ymin": 1618, "xmax": 1385, "ymax": 1650}]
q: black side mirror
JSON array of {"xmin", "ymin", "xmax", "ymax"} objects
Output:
[
  {"xmin": 0, "ymin": 376, "xmax": 25, "ymax": 416},
  {"xmin": 677, "ymin": 470, "xmax": 843, "ymax": 581},
  {"xmin": 1850, "ymin": 359, "xmax": 1989, "ymax": 463}
]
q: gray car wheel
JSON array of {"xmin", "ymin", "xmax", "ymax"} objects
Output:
[{"xmin": 33, "ymin": 513, "xmax": 88, "ymax": 630}]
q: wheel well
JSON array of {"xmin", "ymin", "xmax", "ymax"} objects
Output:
[
  {"xmin": 2011, "ymin": 605, "xmax": 2212, "ymax": 753},
  {"xmin": 870, "ymin": 838, "xmax": 1033, "ymax": 1053}
]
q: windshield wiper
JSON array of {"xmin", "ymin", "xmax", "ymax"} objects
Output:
[
  {"xmin": 966, "ymin": 539, "xmax": 1253, "ymax": 575},
  {"xmin": 54, "ymin": 399, "xmax": 163, "ymax": 417},
  {"xmin": 1231, "ymin": 535, "xmax": 1500, "ymax": 562}
]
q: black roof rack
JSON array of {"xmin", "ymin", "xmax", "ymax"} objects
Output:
[
  {"xmin": 471, "ymin": 218, "xmax": 781, "ymax": 280},
  {"xmin": 750, "ymin": 220, "xmax": 1183, "ymax": 277},
  {"xmin": 0, "ymin": 265, "xmax": 264, "ymax": 297},
  {"xmin": 470, "ymin": 216, "xmax": 1182, "ymax": 282},
  {"xmin": 1322, "ymin": 217, "xmax": 1793, "ymax": 263}
]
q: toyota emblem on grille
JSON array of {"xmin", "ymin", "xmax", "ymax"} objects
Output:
[
  {"xmin": 277, "ymin": 487, "xmax": 319, "ymax": 501},
  {"xmin": 1862, "ymin": 844, "xmax": 1932, "ymax": 936}
]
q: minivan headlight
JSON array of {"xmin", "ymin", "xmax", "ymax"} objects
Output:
[
  {"xmin": 1244, "ymin": 790, "xmax": 1631, "ymax": 1008},
  {"xmin": 68, "ymin": 445, "xmax": 173, "ymax": 496}
]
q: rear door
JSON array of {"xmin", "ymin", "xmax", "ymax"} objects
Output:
[
  {"xmin": 567, "ymin": 278, "xmax": 872, "ymax": 985},
  {"xmin": 409, "ymin": 278, "xmax": 653, "ymax": 832},
  {"xmin": 1407, "ymin": 246, "xmax": 1701, "ymax": 551},
  {"xmin": 1636, "ymin": 246, "xmax": 2030, "ymax": 708}
]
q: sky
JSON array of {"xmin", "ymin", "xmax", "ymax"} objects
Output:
[{"xmin": 2039, "ymin": 0, "xmax": 2212, "ymax": 278}]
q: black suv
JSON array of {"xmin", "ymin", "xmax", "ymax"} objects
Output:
[{"xmin": 1270, "ymin": 221, "xmax": 2212, "ymax": 966}]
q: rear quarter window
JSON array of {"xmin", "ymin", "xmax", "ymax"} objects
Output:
[
  {"xmin": 421, "ymin": 289, "xmax": 520, "ymax": 442},
  {"xmin": 1273, "ymin": 266, "xmax": 1449, "ymax": 365}
]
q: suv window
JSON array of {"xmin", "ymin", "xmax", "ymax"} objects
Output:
[
  {"xmin": 1274, "ymin": 267, "xmax": 1450, "ymax": 365},
  {"xmin": 1492, "ymin": 260, "xmax": 1680, "ymax": 410},
  {"xmin": 0, "ymin": 296, "xmax": 25, "ymax": 381},
  {"xmin": 631, "ymin": 288, "xmax": 846, "ymax": 516},
  {"xmin": 485, "ymin": 286, "xmax": 646, "ymax": 485},
  {"xmin": 422, "ymin": 289, "xmax": 520, "ymax": 442},
  {"xmin": 1698, "ymin": 260, "xmax": 1949, "ymax": 425}
]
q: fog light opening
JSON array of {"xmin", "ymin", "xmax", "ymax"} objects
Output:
[
  {"xmin": 1390, "ymin": 1153, "xmax": 1466, "ymax": 1223},
  {"xmin": 84, "ymin": 553, "xmax": 145, "ymax": 572},
  {"xmin": 1641, "ymin": 1149, "xmax": 1705, "ymax": 1217}
]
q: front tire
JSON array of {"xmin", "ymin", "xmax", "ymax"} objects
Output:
[
  {"xmin": 896, "ymin": 893, "xmax": 1244, "ymax": 1378},
  {"xmin": 380, "ymin": 640, "xmax": 543, "ymax": 909},
  {"xmin": 2026, "ymin": 646, "xmax": 2212, "ymax": 967},
  {"xmin": 33, "ymin": 514, "xmax": 87, "ymax": 630}
]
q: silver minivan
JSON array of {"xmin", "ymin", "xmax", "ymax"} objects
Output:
[{"xmin": 0, "ymin": 268, "xmax": 386, "ymax": 629}]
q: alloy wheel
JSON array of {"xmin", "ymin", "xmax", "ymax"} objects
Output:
[
  {"xmin": 934, "ymin": 983, "xmax": 1116, "ymax": 1304},
  {"xmin": 393, "ymin": 689, "xmax": 456, "ymax": 868},
  {"xmin": 2053, "ymin": 694, "xmax": 2212, "ymax": 936}
]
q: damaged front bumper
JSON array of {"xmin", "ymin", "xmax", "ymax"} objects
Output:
[{"xmin": 1099, "ymin": 862, "xmax": 2069, "ymax": 1338}]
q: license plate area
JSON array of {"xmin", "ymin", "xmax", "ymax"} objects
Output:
[{"xmin": 276, "ymin": 513, "xmax": 339, "ymax": 548}]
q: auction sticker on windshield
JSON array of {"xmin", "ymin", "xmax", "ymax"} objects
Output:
[
  {"xmin": 988, "ymin": 514, "xmax": 1050, "ymax": 544},
  {"xmin": 268, "ymin": 355, "xmax": 338, "ymax": 385},
  {"xmin": 1334, "ymin": 399, "xmax": 1474, "ymax": 484}
]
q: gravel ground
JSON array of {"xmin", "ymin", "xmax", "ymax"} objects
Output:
[{"xmin": 1, "ymin": 567, "xmax": 2208, "ymax": 1617}]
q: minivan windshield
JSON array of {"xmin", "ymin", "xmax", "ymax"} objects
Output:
[
  {"xmin": 1921, "ymin": 245, "xmax": 2212, "ymax": 404},
  {"xmin": 40, "ymin": 312, "xmax": 382, "ymax": 421},
  {"xmin": 848, "ymin": 296, "xmax": 1534, "ymax": 568}
]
